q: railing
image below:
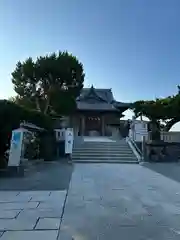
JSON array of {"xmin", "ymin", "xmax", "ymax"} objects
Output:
[
  {"xmin": 161, "ymin": 131, "xmax": 180, "ymax": 143},
  {"xmin": 130, "ymin": 130, "xmax": 180, "ymax": 143},
  {"xmin": 126, "ymin": 137, "xmax": 142, "ymax": 162},
  {"xmin": 130, "ymin": 138, "xmax": 142, "ymax": 155},
  {"xmin": 146, "ymin": 131, "xmax": 180, "ymax": 143}
]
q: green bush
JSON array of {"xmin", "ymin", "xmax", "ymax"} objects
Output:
[
  {"xmin": 39, "ymin": 130, "xmax": 57, "ymax": 161},
  {"xmin": 0, "ymin": 100, "xmax": 53, "ymax": 167}
]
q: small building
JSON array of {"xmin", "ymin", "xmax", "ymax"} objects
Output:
[
  {"xmin": 71, "ymin": 86, "xmax": 130, "ymax": 137},
  {"xmin": 129, "ymin": 118, "xmax": 149, "ymax": 142}
]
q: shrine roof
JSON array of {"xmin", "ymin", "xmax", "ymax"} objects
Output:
[{"xmin": 76, "ymin": 86, "xmax": 130, "ymax": 112}]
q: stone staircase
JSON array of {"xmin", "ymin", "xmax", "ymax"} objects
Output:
[{"xmin": 72, "ymin": 139, "xmax": 138, "ymax": 163}]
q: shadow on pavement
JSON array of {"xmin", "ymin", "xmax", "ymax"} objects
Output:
[
  {"xmin": 143, "ymin": 162, "xmax": 180, "ymax": 183},
  {"xmin": 0, "ymin": 161, "xmax": 73, "ymax": 191}
]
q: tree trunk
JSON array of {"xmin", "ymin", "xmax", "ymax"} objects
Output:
[
  {"xmin": 33, "ymin": 84, "xmax": 41, "ymax": 112},
  {"xmin": 164, "ymin": 118, "xmax": 180, "ymax": 131},
  {"xmin": 35, "ymin": 97, "xmax": 41, "ymax": 112},
  {"xmin": 149, "ymin": 120, "xmax": 161, "ymax": 141},
  {"xmin": 43, "ymin": 97, "xmax": 50, "ymax": 114}
]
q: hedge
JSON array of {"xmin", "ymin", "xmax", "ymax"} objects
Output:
[{"xmin": 0, "ymin": 100, "xmax": 53, "ymax": 166}]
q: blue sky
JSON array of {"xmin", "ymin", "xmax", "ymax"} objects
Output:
[{"xmin": 0, "ymin": 1, "xmax": 180, "ymax": 105}]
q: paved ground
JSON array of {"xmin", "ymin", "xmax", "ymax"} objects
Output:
[
  {"xmin": 0, "ymin": 190, "xmax": 67, "ymax": 239},
  {"xmin": 59, "ymin": 163, "xmax": 180, "ymax": 239},
  {"xmin": 0, "ymin": 161, "xmax": 72, "ymax": 238},
  {"xmin": 0, "ymin": 162, "xmax": 73, "ymax": 191},
  {"xmin": 1, "ymin": 163, "xmax": 180, "ymax": 239},
  {"xmin": 143, "ymin": 162, "xmax": 180, "ymax": 183}
]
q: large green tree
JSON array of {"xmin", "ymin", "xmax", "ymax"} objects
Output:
[
  {"xmin": 131, "ymin": 100, "xmax": 163, "ymax": 140},
  {"xmin": 160, "ymin": 94, "xmax": 180, "ymax": 131},
  {"xmin": 132, "ymin": 87, "xmax": 180, "ymax": 132},
  {"xmin": 11, "ymin": 51, "xmax": 85, "ymax": 114}
]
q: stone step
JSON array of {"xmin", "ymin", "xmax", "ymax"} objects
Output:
[
  {"xmin": 72, "ymin": 155, "xmax": 136, "ymax": 160},
  {"xmin": 72, "ymin": 156, "xmax": 135, "ymax": 160},
  {"xmin": 73, "ymin": 159, "xmax": 138, "ymax": 163},
  {"xmin": 74, "ymin": 148, "xmax": 132, "ymax": 153},
  {"xmin": 82, "ymin": 140, "xmax": 126, "ymax": 144},
  {"xmin": 81, "ymin": 142, "xmax": 127, "ymax": 146},
  {"xmin": 74, "ymin": 145, "xmax": 131, "ymax": 149},
  {"xmin": 78, "ymin": 146, "xmax": 129, "ymax": 149},
  {"xmin": 72, "ymin": 139, "xmax": 138, "ymax": 163},
  {"xmin": 74, "ymin": 146, "xmax": 131, "ymax": 150},
  {"xmin": 72, "ymin": 152, "xmax": 134, "ymax": 157}
]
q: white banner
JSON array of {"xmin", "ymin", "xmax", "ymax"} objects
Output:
[
  {"xmin": 8, "ymin": 129, "xmax": 24, "ymax": 166},
  {"xmin": 65, "ymin": 128, "xmax": 74, "ymax": 154}
]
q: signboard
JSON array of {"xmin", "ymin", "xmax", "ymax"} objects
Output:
[
  {"xmin": 8, "ymin": 129, "xmax": 23, "ymax": 167},
  {"xmin": 65, "ymin": 128, "xmax": 74, "ymax": 154}
]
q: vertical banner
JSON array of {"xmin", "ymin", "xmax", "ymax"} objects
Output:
[
  {"xmin": 8, "ymin": 129, "xmax": 24, "ymax": 166},
  {"xmin": 65, "ymin": 128, "xmax": 74, "ymax": 154}
]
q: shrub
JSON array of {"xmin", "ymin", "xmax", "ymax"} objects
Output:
[{"xmin": 0, "ymin": 100, "xmax": 53, "ymax": 167}]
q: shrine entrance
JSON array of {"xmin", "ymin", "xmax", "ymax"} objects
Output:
[{"xmin": 84, "ymin": 116, "xmax": 102, "ymax": 136}]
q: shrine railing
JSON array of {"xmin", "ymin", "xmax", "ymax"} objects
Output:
[
  {"xmin": 130, "ymin": 130, "xmax": 180, "ymax": 143},
  {"xmin": 160, "ymin": 131, "xmax": 180, "ymax": 143}
]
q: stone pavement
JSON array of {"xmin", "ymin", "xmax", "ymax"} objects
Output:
[
  {"xmin": 144, "ymin": 162, "xmax": 180, "ymax": 183},
  {"xmin": 59, "ymin": 163, "xmax": 180, "ymax": 239},
  {"xmin": 0, "ymin": 190, "xmax": 67, "ymax": 239},
  {"xmin": 1, "ymin": 163, "xmax": 180, "ymax": 239},
  {"xmin": 0, "ymin": 162, "xmax": 73, "ymax": 191}
]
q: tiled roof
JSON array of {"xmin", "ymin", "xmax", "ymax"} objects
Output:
[
  {"xmin": 76, "ymin": 87, "xmax": 130, "ymax": 111},
  {"xmin": 77, "ymin": 87, "xmax": 114, "ymax": 103},
  {"xmin": 113, "ymin": 101, "xmax": 131, "ymax": 108},
  {"xmin": 76, "ymin": 102, "xmax": 117, "ymax": 111}
]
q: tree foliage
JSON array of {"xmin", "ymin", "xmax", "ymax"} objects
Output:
[
  {"xmin": 0, "ymin": 100, "xmax": 53, "ymax": 167},
  {"xmin": 11, "ymin": 51, "xmax": 85, "ymax": 115},
  {"xmin": 131, "ymin": 87, "xmax": 180, "ymax": 131}
]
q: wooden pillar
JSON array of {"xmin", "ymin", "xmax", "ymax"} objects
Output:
[
  {"xmin": 81, "ymin": 116, "xmax": 85, "ymax": 136},
  {"xmin": 102, "ymin": 115, "xmax": 105, "ymax": 136}
]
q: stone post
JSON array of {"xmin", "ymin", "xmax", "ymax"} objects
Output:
[{"xmin": 142, "ymin": 136, "xmax": 146, "ymax": 161}]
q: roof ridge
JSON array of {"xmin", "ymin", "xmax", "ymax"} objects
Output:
[{"xmin": 83, "ymin": 88, "xmax": 111, "ymax": 91}]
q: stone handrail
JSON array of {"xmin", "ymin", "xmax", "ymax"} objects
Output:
[{"xmin": 126, "ymin": 137, "xmax": 142, "ymax": 162}]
